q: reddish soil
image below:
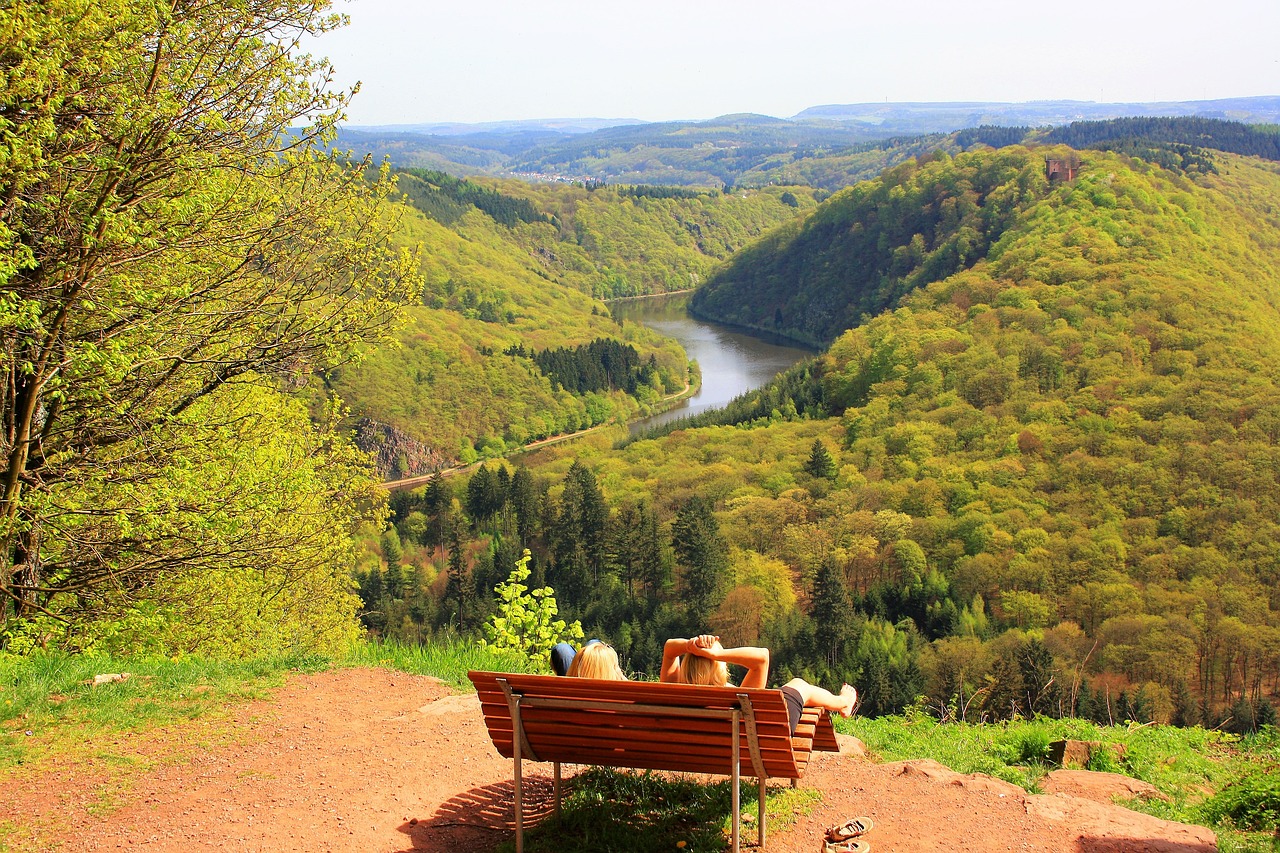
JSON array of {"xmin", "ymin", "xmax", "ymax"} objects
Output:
[{"xmin": 1, "ymin": 668, "xmax": 1217, "ymax": 852}]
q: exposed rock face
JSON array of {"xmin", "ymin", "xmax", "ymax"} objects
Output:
[
  {"xmin": 353, "ymin": 418, "xmax": 453, "ymax": 479},
  {"xmin": 1049, "ymin": 738, "xmax": 1128, "ymax": 769}
]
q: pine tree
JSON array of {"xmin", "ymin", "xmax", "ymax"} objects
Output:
[
  {"xmin": 811, "ymin": 558, "xmax": 852, "ymax": 669},
  {"xmin": 804, "ymin": 438, "xmax": 838, "ymax": 479},
  {"xmin": 444, "ymin": 517, "xmax": 470, "ymax": 632},
  {"xmin": 1018, "ymin": 638, "xmax": 1060, "ymax": 717},
  {"xmin": 1172, "ymin": 681, "xmax": 1200, "ymax": 728},
  {"xmin": 671, "ymin": 495, "xmax": 728, "ymax": 624},
  {"xmin": 423, "ymin": 472, "xmax": 451, "ymax": 554},
  {"xmin": 551, "ymin": 462, "xmax": 609, "ymax": 604},
  {"xmin": 510, "ymin": 466, "xmax": 539, "ymax": 547}
]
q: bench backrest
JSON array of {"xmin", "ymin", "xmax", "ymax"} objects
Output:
[{"xmin": 469, "ymin": 671, "xmax": 836, "ymax": 780}]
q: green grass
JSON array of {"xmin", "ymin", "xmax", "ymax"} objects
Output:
[
  {"xmin": 0, "ymin": 650, "xmax": 328, "ymax": 772},
  {"xmin": 844, "ymin": 710, "xmax": 1280, "ymax": 852},
  {"xmin": 0, "ymin": 638, "xmax": 534, "ymax": 774},
  {"xmin": 338, "ymin": 635, "xmax": 535, "ymax": 688}
]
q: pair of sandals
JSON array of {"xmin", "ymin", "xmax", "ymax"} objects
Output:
[{"xmin": 821, "ymin": 816, "xmax": 874, "ymax": 852}]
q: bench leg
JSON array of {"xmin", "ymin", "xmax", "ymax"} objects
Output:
[
  {"xmin": 554, "ymin": 761, "xmax": 562, "ymax": 817},
  {"xmin": 731, "ymin": 711, "xmax": 740, "ymax": 853},
  {"xmin": 513, "ymin": 707, "xmax": 524, "ymax": 853},
  {"xmin": 758, "ymin": 777, "xmax": 767, "ymax": 849}
]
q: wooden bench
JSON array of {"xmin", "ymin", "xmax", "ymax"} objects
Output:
[{"xmin": 468, "ymin": 671, "xmax": 840, "ymax": 852}]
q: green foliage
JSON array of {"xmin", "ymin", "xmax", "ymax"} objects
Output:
[
  {"xmin": 561, "ymin": 147, "xmax": 1280, "ymax": 722},
  {"xmin": 1198, "ymin": 727, "xmax": 1280, "ymax": 834},
  {"xmin": 324, "ymin": 199, "xmax": 691, "ymax": 470},
  {"xmin": 692, "ymin": 146, "xmax": 1050, "ymax": 345},
  {"xmin": 995, "ymin": 722, "xmax": 1054, "ymax": 765},
  {"xmin": 0, "ymin": 0, "xmax": 418, "ymax": 653},
  {"xmin": 481, "ymin": 550, "xmax": 583, "ymax": 668},
  {"xmin": 398, "ymin": 169, "xmax": 550, "ymax": 227},
  {"xmin": 803, "ymin": 438, "xmax": 838, "ymax": 479},
  {"xmin": 1042, "ymin": 116, "xmax": 1280, "ymax": 163}
]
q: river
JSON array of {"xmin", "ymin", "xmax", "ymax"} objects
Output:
[{"xmin": 612, "ymin": 293, "xmax": 815, "ymax": 434}]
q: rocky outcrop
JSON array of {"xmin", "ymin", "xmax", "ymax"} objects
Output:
[{"xmin": 353, "ymin": 418, "xmax": 453, "ymax": 479}]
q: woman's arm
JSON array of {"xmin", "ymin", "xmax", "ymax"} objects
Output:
[
  {"xmin": 660, "ymin": 637, "xmax": 694, "ymax": 683},
  {"xmin": 697, "ymin": 641, "xmax": 770, "ymax": 689}
]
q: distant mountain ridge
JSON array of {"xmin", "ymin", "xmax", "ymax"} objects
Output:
[
  {"xmin": 348, "ymin": 96, "xmax": 1280, "ymax": 137},
  {"xmin": 792, "ymin": 95, "xmax": 1280, "ymax": 130},
  {"xmin": 334, "ymin": 96, "xmax": 1280, "ymax": 189}
]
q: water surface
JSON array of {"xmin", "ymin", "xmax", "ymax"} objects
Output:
[{"xmin": 613, "ymin": 294, "xmax": 814, "ymax": 433}]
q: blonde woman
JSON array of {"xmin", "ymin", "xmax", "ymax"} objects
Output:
[
  {"xmin": 566, "ymin": 640, "xmax": 627, "ymax": 680},
  {"xmin": 660, "ymin": 634, "xmax": 857, "ymax": 734}
]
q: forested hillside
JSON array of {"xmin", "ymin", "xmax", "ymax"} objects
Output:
[
  {"xmin": 397, "ymin": 170, "xmax": 819, "ymax": 298},
  {"xmin": 691, "ymin": 147, "xmax": 1054, "ymax": 345},
  {"xmin": 325, "ymin": 173, "xmax": 816, "ymax": 474},
  {"xmin": 368, "ymin": 147, "xmax": 1280, "ymax": 730},
  {"xmin": 692, "ymin": 121, "xmax": 1280, "ymax": 346}
]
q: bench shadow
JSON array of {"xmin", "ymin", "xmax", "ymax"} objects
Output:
[{"xmin": 393, "ymin": 775, "xmax": 557, "ymax": 852}]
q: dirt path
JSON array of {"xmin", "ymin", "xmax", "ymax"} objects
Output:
[{"xmin": 0, "ymin": 668, "xmax": 1218, "ymax": 852}]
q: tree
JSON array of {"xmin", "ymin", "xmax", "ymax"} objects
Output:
[
  {"xmin": 804, "ymin": 438, "xmax": 838, "ymax": 480},
  {"xmin": 482, "ymin": 549, "xmax": 584, "ymax": 669},
  {"xmin": 509, "ymin": 466, "xmax": 540, "ymax": 547},
  {"xmin": 811, "ymin": 557, "xmax": 852, "ymax": 668},
  {"xmin": 0, "ymin": 0, "xmax": 421, "ymax": 645},
  {"xmin": 423, "ymin": 473, "xmax": 451, "ymax": 553},
  {"xmin": 672, "ymin": 495, "xmax": 728, "ymax": 624},
  {"xmin": 550, "ymin": 461, "xmax": 608, "ymax": 606},
  {"xmin": 444, "ymin": 517, "xmax": 470, "ymax": 632}
]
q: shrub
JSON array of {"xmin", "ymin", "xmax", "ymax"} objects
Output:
[{"xmin": 1198, "ymin": 769, "xmax": 1280, "ymax": 832}]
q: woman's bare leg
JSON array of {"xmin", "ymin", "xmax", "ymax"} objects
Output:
[{"xmin": 784, "ymin": 678, "xmax": 858, "ymax": 715}]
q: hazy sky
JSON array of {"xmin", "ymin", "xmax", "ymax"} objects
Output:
[{"xmin": 314, "ymin": 0, "xmax": 1280, "ymax": 126}]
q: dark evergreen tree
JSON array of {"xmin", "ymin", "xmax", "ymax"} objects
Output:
[
  {"xmin": 509, "ymin": 466, "xmax": 539, "ymax": 547},
  {"xmin": 857, "ymin": 648, "xmax": 893, "ymax": 717},
  {"xmin": 357, "ymin": 568, "xmax": 386, "ymax": 633},
  {"xmin": 804, "ymin": 438, "xmax": 838, "ymax": 479},
  {"xmin": 423, "ymin": 472, "xmax": 451, "ymax": 554},
  {"xmin": 982, "ymin": 649, "xmax": 1025, "ymax": 721},
  {"xmin": 549, "ymin": 461, "xmax": 608, "ymax": 608},
  {"xmin": 811, "ymin": 557, "xmax": 851, "ymax": 668},
  {"xmin": 444, "ymin": 517, "xmax": 470, "ymax": 632},
  {"xmin": 610, "ymin": 501, "xmax": 645, "ymax": 601},
  {"xmin": 1074, "ymin": 682, "xmax": 1097, "ymax": 722},
  {"xmin": 637, "ymin": 502, "xmax": 669, "ymax": 598},
  {"xmin": 1171, "ymin": 681, "xmax": 1200, "ymax": 728},
  {"xmin": 384, "ymin": 562, "xmax": 404, "ymax": 600},
  {"xmin": 671, "ymin": 495, "xmax": 728, "ymax": 624},
  {"xmin": 466, "ymin": 465, "xmax": 504, "ymax": 530}
]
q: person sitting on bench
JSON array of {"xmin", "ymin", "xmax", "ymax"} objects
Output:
[{"xmin": 661, "ymin": 634, "xmax": 857, "ymax": 735}]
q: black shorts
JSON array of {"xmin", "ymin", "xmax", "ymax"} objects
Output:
[{"xmin": 781, "ymin": 685, "xmax": 803, "ymax": 734}]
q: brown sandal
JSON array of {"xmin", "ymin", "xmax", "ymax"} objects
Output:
[
  {"xmin": 825, "ymin": 816, "xmax": 874, "ymax": 842},
  {"xmin": 822, "ymin": 840, "xmax": 870, "ymax": 853}
]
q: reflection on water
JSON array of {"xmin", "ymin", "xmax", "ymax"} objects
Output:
[{"xmin": 613, "ymin": 294, "xmax": 815, "ymax": 433}]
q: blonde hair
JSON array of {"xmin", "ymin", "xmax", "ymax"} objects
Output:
[
  {"xmin": 567, "ymin": 643, "xmax": 626, "ymax": 681},
  {"xmin": 678, "ymin": 642, "xmax": 729, "ymax": 687}
]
